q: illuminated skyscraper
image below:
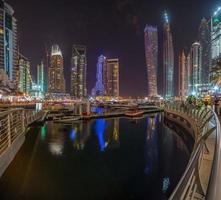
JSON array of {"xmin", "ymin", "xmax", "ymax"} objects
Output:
[
  {"xmin": 48, "ymin": 45, "xmax": 65, "ymax": 93},
  {"xmin": 0, "ymin": 1, "xmax": 18, "ymax": 87},
  {"xmin": 178, "ymin": 51, "xmax": 189, "ymax": 97},
  {"xmin": 163, "ymin": 12, "xmax": 174, "ymax": 98},
  {"xmin": 92, "ymin": 55, "xmax": 106, "ymax": 96},
  {"xmin": 199, "ymin": 18, "xmax": 211, "ymax": 85},
  {"xmin": 37, "ymin": 61, "xmax": 44, "ymax": 93},
  {"xmin": 190, "ymin": 42, "xmax": 202, "ymax": 94},
  {"xmin": 18, "ymin": 54, "xmax": 32, "ymax": 94},
  {"xmin": 92, "ymin": 56, "xmax": 119, "ymax": 97},
  {"xmin": 71, "ymin": 45, "xmax": 87, "ymax": 98},
  {"xmin": 211, "ymin": 8, "xmax": 221, "ymax": 65},
  {"xmin": 144, "ymin": 25, "xmax": 158, "ymax": 96},
  {"xmin": 105, "ymin": 59, "xmax": 119, "ymax": 97}
]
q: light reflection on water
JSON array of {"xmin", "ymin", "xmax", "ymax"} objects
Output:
[{"xmin": 0, "ymin": 113, "xmax": 193, "ymax": 200}]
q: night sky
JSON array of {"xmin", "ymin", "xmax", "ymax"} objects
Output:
[{"xmin": 7, "ymin": 0, "xmax": 220, "ymax": 97}]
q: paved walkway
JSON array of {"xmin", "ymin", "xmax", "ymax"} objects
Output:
[{"xmin": 199, "ymin": 131, "xmax": 216, "ymax": 194}]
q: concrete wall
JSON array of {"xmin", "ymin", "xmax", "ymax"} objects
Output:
[{"xmin": 0, "ymin": 134, "xmax": 25, "ymax": 178}]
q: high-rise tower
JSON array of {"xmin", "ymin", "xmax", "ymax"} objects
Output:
[
  {"xmin": 71, "ymin": 45, "xmax": 87, "ymax": 99},
  {"xmin": 163, "ymin": 12, "xmax": 174, "ymax": 98},
  {"xmin": 190, "ymin": 42, "xmax": 202, "ymax": 94},
  {"xmin": 178, "ymin": 51, "xmax": 190, "ymax": 97},
  {"xmin": 48, "ymin": 45, "xmax": 65, "ymax": 93},
  {"xmin": 211, "ymin": 8, "xmax": 221, "ymax": 65},
  {"xmin": 0, "ymin": 1, "xmax": 18, "ymax": 88},
  {"xmin": 18, "ymin": 54, "xmax": 32, "ymax": 94},
  {"xmin": 199, "ymin": 18, "xmax": 211, "ymax": 85},
  {"xmin": 92, "ymin": 56, "xmax": 119, "ymax": 97},
  {"xmin": 92, "ymin": 55, "xmax": 106, "ymax": 96},
  {"xmin": 105, "ymin": 59, "xmax": 119, "ymax": 97},
  {"xmin": 37, "ymin": 61, "xmax": 44, "ymax": 93},
  {"xmin": 144, "ymin": 25, "xmax": 158, "ymax": 96}
]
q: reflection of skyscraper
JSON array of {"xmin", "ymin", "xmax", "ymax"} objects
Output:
[
  {"xmin": 199, "ymin": 18, "xmax": 211, "ymax": 85},
  {"xmin": 163, "ymin": 12, "xmax": 174, "ymax": 98},
  {"xmin": 190, "ymin": 42, "xmax": 202, "ymax": 94},
  {"xmin": 92, "ymin": 55, "xmax": 106, "ymax": 96},
  {"xmin": 0, "ymin": 1, "xmax": 18, "ymax": 87},
  {"xmin": 71, "ymin": 45, "xmax": 87, "ymax": 98},
  {"xmin": 144, "ymin": 25, "xmax": 158, "ymax": 96},
  {"xmin": 48, "ymin": 45, "xmax": 65, "ymax": 93},
  {"xmin": 113, "ymin": 118, "xmax": 119, "ymax": 143},
  {"xmin": 95, "ymin": 119, "xmax": 106, "ymax": 151},
  {"xmin": 178, "ymin": 51, "xmax": 190, "ymax": 97},
  {"xmin": 144, "ymin": 115, "xmax": 158, "ymax": 176},
  {"xmin": 72, "ymin": 122, "xmax": 90, "ymax": 151}
]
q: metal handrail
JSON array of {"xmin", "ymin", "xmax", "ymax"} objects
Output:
[
  {"xmin": 205, "ymin": 108, "xmax": 221, "ymax": 200},
  {"xmin": 0, "ymin": 109, "xmax": 43, "ymax": 157},
  {"xmin": 165, "ymin": 103, "xmax": 221, "ymax": 200}
]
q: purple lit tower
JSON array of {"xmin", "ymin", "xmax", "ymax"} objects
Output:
[
  {"xmin": 92, "ymin": 55, "xmax": 106, "ymax": 96},
  {"xmin": 144, "ymin": 25, "xmax": 158, "ymax": 96}
]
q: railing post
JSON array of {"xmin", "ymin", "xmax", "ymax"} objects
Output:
[
  {"xmin": 7, "ymin": 113, "xmax": 12, "ymax": 147},
  {"xmin": 22, "ymin": 110, "xmax": 25, "ymax": 133}
]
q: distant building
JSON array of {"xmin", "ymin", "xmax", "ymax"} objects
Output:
[
  {"xmin": 48, "ymin": 45, "xmax": 65, "ymax": 93},
  {"xmin": 92, "ymin": 55, "xmax": 106, "ymax": 96},
  {"xmin": 105, "ymin": 58, "xmax": 119, "ymax": 97},
  {"xmin": 199, "ymin": 18, "xmax": 211, "ymax": 85},
  {"xmin": 18, "ymin": 54, "xmax": 32, "ymax": 94},
  {"xmin": 163, "ymin": 12, "xmax": 174, "ymax": 98},
  {"xmin": 211, "ymin": 9, "xmax": 221, "ymax": 66},
  {"xmin": 144, "ymin": 25, "xmax": 158, "ymax": 96},
  {"xmin": 178, "ymin": 51, "xmax": 190, "ymax": 97},
  {"xmin": 0, "ymin": 1, "xmax": 18, "ymax": 88},
  {"xmin": 71, "ymin": 45, "xmax": 87, "ymax": 99},
  {"xmin": 92, "ymin": 56, "xmax": 119, "ymax": 98},
  {"xmin": 37, "ymin": 61, "xmax": 44, "ymax": 93},
  {"xmin": 190, "ymin": 42, "xmax": 202, "ymax": 94}
]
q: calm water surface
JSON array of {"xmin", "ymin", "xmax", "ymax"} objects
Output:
[{"xmin": 0, "ymin": 113, "xmax": 192, "ymax": 200}]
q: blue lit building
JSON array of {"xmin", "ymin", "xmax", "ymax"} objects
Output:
[
  {"xmin": 163, "ymin": 12, "xmax": 174, "ymax": 98},
  {"xmin": 92, "ymin": 55, "xmax": 120, "ymax": 97},
  {"xmin": 92, "ymin": 55, "xmax": 106, "ymax": 96},
  {"xmin": 0, "ymin": 0, "xmax": 18, "ymax": 88}
]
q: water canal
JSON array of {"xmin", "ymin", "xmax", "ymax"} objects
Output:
[{"xmin": 0, "ymin": 113, "xmax": 193, "ymax": 200}]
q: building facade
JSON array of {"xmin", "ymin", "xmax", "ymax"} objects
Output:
[
  {"xmin": 211, "ymin": 9, "xmax": 221, "ymax": 65},
  {"xmin": 48, "ymin": 45, "xmax": 65, "ymax": 93},
  {"xmin": 199, "ymin": 18, "xmax": 211, "ymax": 86},
  {"xmin": 37, "ymin": 61, "xmax": 44, "ymax": 93},
  {"xmin": 0, "ymin": 1, "xmax": 18, "ymax": 88},
  {"xmin": 91, "ymin": 55, "xmax": 106, "ymax": 96},
  {"xmin": 163, "ymin": 12, "xmax": 174, "ymax": 98},
  {"xmin": 144, "ymin": 25, "xmax": 158, "ymax": 96},
  {"xmin": 71, "ymin": 45, "xmax": 87, "ymax": 99},
  {"xmin": 190, "ymin": 42, "xmax": 202, "ymax": 95},
  {"xmin": 105, "ymin": 59, "xmax": 119, "ymax": 97},
  {"xmin": 92, "ymin": 56, "xmax": 119, "ymax": 97},
  {"xmin": 18, "ymin": 54, "xmax": 32, "ymax": 94},
  {"xmin": 178, "ymin": 51, "xmax": 190, "ymax": 97}
]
